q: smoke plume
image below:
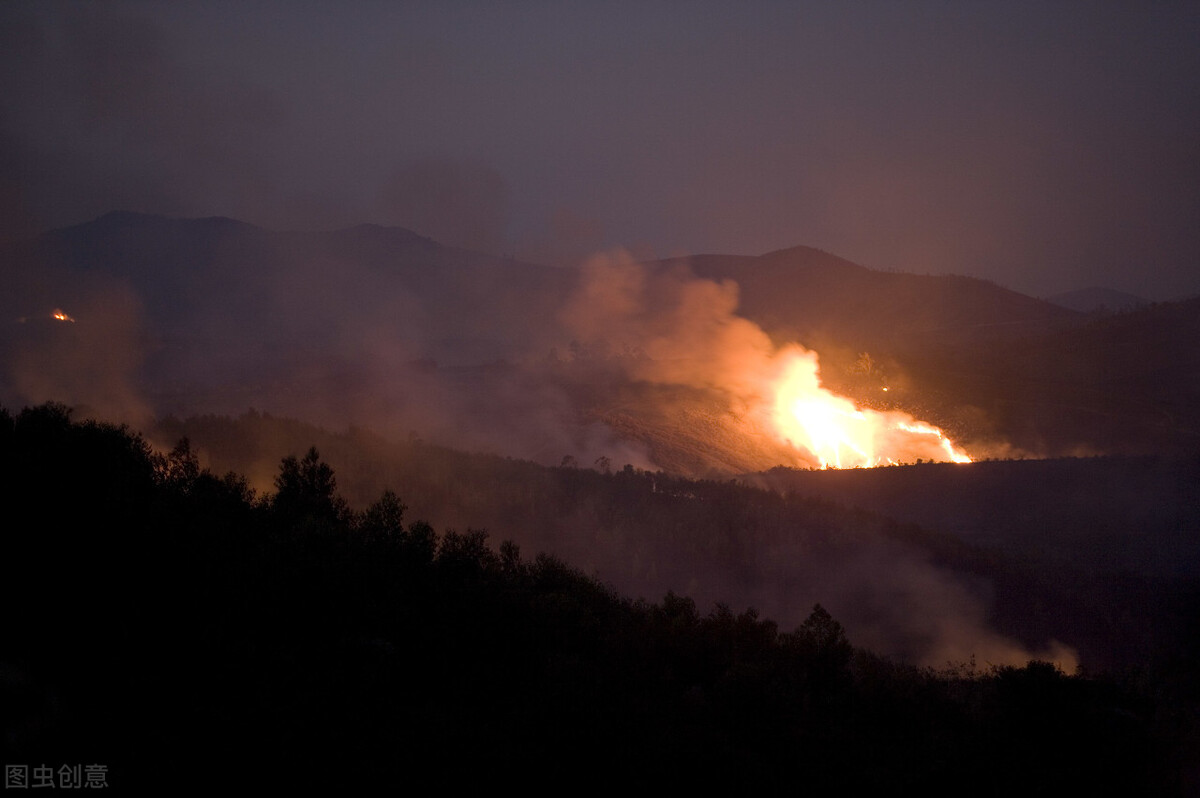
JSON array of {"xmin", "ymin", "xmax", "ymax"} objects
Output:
[{"xmin": 559, "ymin": 251, "xmax": 970, "ymax": 469}]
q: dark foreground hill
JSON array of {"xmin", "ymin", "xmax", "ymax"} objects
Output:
[
  {"xmin": 2, "ymin": 404, "xmax": 1195, "ymax": 793},
  {"xmin": 152, "ymin": 410, "xmax": 1200, "ymax": 675}
]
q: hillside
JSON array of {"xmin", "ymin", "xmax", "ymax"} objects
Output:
[
  {"xmin": 677, "ymin": 248, "xmax": 1200, "ymax": 458},
  {"xmin": 0, "ymin": 210, "xmax": 573, "ymax": 372},
  {"xmin": 3, "ymin": 403, "xmax": 1189, "ymax": 791},
  {"xmin": 1045, "ymin": 287, "xmax": 1150, "ymax": 314},
  {"xmin": 754, "ymin": 456, "xmax": 1200, "ymax": 579},
  {"xmin": 901, "ymin": 296, "xmax": 1200, "ymax": 456},
  {"xmin": 152, "ymin": 410, "xmax": 1199, "ymax": 673},
  {"xmin": 3, "ymin": 213, "xmax": 1197, "ymax": 470},
  {"xmin": 681, "ymin": 245, "xmax": 1080, "ymax": 355}
]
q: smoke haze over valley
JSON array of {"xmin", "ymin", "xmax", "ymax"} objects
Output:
[
  {"xmin": 3, "ymin": 210, "xmax": 1197, "ymax": 677},
  {"xmin": 3, "ymin": 3, "xmax": 1199, "ymax": 789}
]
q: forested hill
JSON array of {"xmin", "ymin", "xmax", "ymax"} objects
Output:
[
  {"xmin": 151, "ymin": 409, "xmax": 1200, "ymax": 676},
  {"xmin": 753, "ymin": 456, "xmax": 1200, "ymax": 579},
  {"xmin": 1, "ymin": 403, "xmax": 1192, "ymax": 792},
  {"xmin": 677, "ymin": 245, "xmax": 1078, "ymax": 353}
]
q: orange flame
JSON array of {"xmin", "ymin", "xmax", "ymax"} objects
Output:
[
  {"xmin": 768, "ymin": 347, "xmax": 971, "ymax": 468},
  {"xmin": 51, "ymin": 309, "xmax": 76, "ymax": 323},
  {"xmin": 563, "ymin": 252, "xmax": 972, "ymax": 470}
]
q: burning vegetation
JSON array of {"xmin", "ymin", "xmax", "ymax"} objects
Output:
[
  {"xmin": 562, "ymin": 252, "xmax": 972, "ymax": 471},
  {"xmin": 770, "ymin": 348, "xmax": 971, "ymax": 468}
]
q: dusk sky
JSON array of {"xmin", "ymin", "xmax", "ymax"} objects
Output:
[{"xmin": 2, "ymin": 1, "xmax": 1198, "ymax": 299}]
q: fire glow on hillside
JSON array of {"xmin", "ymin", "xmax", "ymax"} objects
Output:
[
  {"xmin": 769, "ymin": 348, "xmax": 971, "ymax": 468},
  {"xmin": 563, "ymin": 251, "xmax": 972, "ymax": 470}
]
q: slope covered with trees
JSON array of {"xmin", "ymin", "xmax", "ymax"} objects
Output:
[
  {"xmin": 154, "ymin": 410, "xmax": 1200, "ymax": 673},
  {"xmin": 3, "ymin": 403, "xmax": 1193, "ymax": 791}
]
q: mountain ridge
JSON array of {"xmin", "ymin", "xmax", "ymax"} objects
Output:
[
  {"xmin": 2, "ymin": 211, "xmax": 1195, "ymax": 468},
  {"xmin": 1044, "ymin": 287, "xmax": 1150, "ymax": 314}
]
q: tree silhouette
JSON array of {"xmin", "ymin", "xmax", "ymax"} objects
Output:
[
  {"xmin": 791, "ymin": 603, "xmax": 853, "ymax": 690},
  {"xmin": 0, "ymin": 401, "xmax": 1183, "ymax": 793},
  {"xmin": 159, "ymin": 437, "xmax": 201, "ymax": 491},
  {"xmin": 359, "ymin": 489, "xmax": 407, "ymax": 541},
  {"xmin": 273, "ymin": 446, "xmax": 349, "ymax": 526}
]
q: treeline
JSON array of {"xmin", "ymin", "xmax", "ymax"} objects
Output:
[
  {"xmin": 0, "ymin": 404, "xmax": 1191, "ymax": 792},
  {"xmin": 157, "ymin": 410, "xmax": 1200, "ymax": 672}
]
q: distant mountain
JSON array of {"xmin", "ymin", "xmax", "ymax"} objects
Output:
[
  {"xmin": 3, "ymin": 210, "xmax": 572, "ymax": 362},
  {"xmin": 671, "ymin": 247, "xmax": 1199, "ymax": 458},
  {"xmin": 900, "ymin": 295, "xmax": 1200, "ymax": 457},
  {"xmin": 3, "ymin": 212, "xmax": 1196, "ymax": 468},
  {"xmin": 1044, "ymin": 287, "xmax": 1149, "ymax": 314},
  {"xmin": 678, "ymin": 245, "xmax": 1080, "ymax": 354}
]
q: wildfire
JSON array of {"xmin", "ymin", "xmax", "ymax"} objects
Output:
[
  {"xmin": 768, "ymin": 348, "xmax": 971, "ymax": 468},
  {"xmin": 563, "ymin": 251, "xmax": 972, "ymax": 471},
  {"xmin": 51, "ymin": 309, "xmax": 76, "ymax": 323}
]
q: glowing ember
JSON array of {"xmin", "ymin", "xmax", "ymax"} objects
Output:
[
  {"xmin": 51, "ymin": 309, "xmax": 76, "ymax": 322},
  {"xmin": 768, "ymin": 348, "xmax": 971, "ymax": 468}
]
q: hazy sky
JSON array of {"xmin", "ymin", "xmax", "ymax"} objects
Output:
[{"xmin": 2, "ymin": 1, "xmax": 1198, "ymax": 299}]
